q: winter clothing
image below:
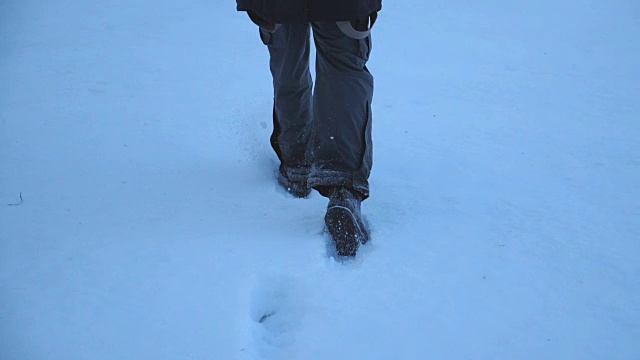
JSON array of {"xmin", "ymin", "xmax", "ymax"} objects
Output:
[
  {"xmin": 278, "ymin": 165, "xmax": 311, "ymax": 198},
  {"xmin": 238, "ymin": 2, "xmax": 378, "ymax": 256},
  {"xmin": 236, "ymin": 0, "xmax": 381, "ymax": 24},
  {"xmin": 262, "ymin": 21, "xmax": 374, "ymax": 199}
]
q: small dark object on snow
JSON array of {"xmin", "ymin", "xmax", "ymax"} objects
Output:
[
  {"xmin": 7, "ymin": 192, "xmax": 23, "ymax": 207},
  {"xmin": 259, "ymin": 311, "xmax": 276, "ymax": 323}
]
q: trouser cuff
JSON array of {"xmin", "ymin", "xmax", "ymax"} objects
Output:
[{"xmin": 307, "ymin": 168, "xmax": 369, "ymax": 200}]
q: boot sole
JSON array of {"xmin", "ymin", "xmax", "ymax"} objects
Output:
[{"xmin": 325, "ymin": 206, "xmax": 363, "ymax": 257}]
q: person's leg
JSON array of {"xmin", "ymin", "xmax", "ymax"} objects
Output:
[
  {"xmin": 309, "ymin": 20, "xmax": 374, "ymax": 200},
  {"xmin": 260, "ymin": 24, "xmax": 313, "ymax": 195},
  {"xmin": 310, "ymin": 19, "xmax": 375, "ymax": 256}
]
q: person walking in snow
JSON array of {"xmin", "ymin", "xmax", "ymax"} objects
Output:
[{"xmin": 236, "ymin": 0, "xmax": 381, "ymax": 256}]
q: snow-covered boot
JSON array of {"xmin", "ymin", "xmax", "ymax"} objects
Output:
[{"xmin": 325, "ymin": 187, "xmax": 370, "ymax": 256}]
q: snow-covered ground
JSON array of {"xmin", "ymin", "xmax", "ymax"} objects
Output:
[{"xmin": 1, "ymin": 0, "xmax": 639, "ymax": 359}]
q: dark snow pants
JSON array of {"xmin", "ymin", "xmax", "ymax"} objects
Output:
[{"xmin": 259, "ymin": 21, "xmax": 374, "ymax": 199}]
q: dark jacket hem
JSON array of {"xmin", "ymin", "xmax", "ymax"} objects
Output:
[{"xmin": 237, "ymin": 2, "xmax": 381, "ymax": 24}]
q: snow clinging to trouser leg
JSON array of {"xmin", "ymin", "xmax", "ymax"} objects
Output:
[{"xmin": 262, "ymin": 20, "xmax": 374, "ymax": 200}]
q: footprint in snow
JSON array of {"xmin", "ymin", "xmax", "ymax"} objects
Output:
[{"xmin": 248, "ymin": 275, "xmax": 307, "ymax": 359}]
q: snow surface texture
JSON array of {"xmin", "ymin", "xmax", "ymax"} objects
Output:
[{"xmin": 1, "ymin": 0, "xmax": 639, "ymax": 359}]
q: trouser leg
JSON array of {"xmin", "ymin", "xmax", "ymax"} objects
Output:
[
  {"xmin": 261, "ymin": 24, "xmax": 313, "ymax": 178},
  {"xmin": 308, "ymin": 21, "xmax": 374, "ymax": 200}
]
